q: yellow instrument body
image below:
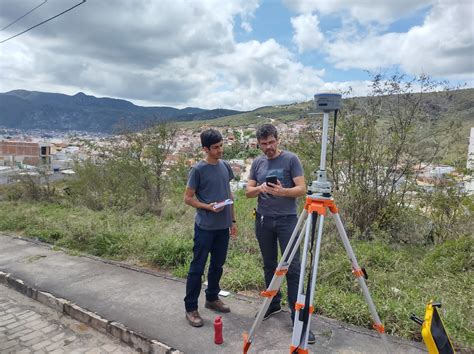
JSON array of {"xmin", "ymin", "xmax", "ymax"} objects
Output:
[{"xmin": 421, "ymin": 301, "xmax": 455, "ymax": 354}]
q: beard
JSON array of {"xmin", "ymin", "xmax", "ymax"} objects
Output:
[{"xmin": 265, "ymin": 148, "xmax": 276, "ymax": 157}]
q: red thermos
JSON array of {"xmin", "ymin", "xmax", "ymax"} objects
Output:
[{"xmin": 214, "ymin": 316, "xmax": 223, "ymax": 344}]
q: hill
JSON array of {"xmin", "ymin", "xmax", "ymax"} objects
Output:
[
  {"xmin": 1, "ymin": 88, "xmax": 472, "ymax": 137},
  {"xmin": 178, "ymin": 88, "xmax": 474, "ymax": 130},
  {"xmin": 0, "ymin": 90, "xmax": 242, "ymax": 133}
]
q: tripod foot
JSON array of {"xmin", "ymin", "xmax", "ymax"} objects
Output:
[
  {"xmin": 290, "ymin": 345, "xmax": 309, "ymax": 354},
  {"xmin": 243, "ymin": 331, "xmax": 251, "ymax": 354},
  {"xmin": 373, "ymin": 323, "xmax": 385, "ymax": 334}
]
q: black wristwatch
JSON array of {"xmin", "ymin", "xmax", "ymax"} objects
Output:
[{"xmin": 232, "ymin": 220, "xmax": 237, "ymax": 223}]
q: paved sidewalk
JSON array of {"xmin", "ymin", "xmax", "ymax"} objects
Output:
[
  {"xmin": 0, "ymin": 283, "xmax": 136, "ymax": 353},
  {"xmin": 0, "ymin": 234, "xmax": 427, "ymax": 353}
]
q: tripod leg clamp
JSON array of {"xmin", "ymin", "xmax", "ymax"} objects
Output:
[
  {"xmin": 295, "ymin": 303, "xmax": 314, "ymax": 314},
  {"xmin": 275, "ymin": 269, "xmax": 288, "ymax": 276},
  {"xmin": 352, "ymin": 267, "xmax": 368, "ymax": 279},
  {"xmin": 260, "ymin": 290, "xmax": 278, "ymax": 298}
]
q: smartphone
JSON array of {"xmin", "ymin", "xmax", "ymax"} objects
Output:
[{"xmin": 265, "ymin": 175, "xmax": 278, "ymax": 186}]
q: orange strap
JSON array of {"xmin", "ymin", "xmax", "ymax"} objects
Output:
[
  {"xmin": 275, "ymin": 269, "xmax": 288, "ymax": 276},
  {"xmin": 260, "ymin": 290, "xmax": 278, "ymax": 298},
  {"xmin": 373, "ymin": 323, "xmax": 385, "ymax": 333}
]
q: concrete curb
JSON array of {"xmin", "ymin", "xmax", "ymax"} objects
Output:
[{"xmin": 0, "ymin": 270, "xmax": 182, "ymax": 354}]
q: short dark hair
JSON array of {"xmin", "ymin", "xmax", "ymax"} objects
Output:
[
  {"xmin": 256, "ymin": 124, "xmax": 278, "ymax": 141},
  {"xmin": 200, "ymin": 129, "xmax": 223, "ymax": 149}
]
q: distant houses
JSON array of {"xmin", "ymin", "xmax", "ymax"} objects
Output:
[
  {"xmin": 0, "ymin": 140, "xmax": 51, "ymax": 166},
  {"xmin": 0, "ymin": 138, "xmax": 83, "ymax": 171},
  {"xmin": 1, "ymin": 122, "xmax": 472, "ymax": 194}
]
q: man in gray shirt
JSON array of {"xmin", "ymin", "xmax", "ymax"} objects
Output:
[
  {"xmin": 246, "ymin": 123, "xmax": 315, "ymax": 344},
  {"xmin": 183, "ymin": 129, "xmax": 237, "ymax": 327}
]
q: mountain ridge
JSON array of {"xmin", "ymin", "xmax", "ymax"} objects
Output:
[{"xmin": 0, "ymin": 90, "xmax": 241, "ymax": 133}]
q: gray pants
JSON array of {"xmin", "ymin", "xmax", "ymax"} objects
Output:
[{"xmin": 255, "ymin": 213, "xmax": 301, "ymax": 316}]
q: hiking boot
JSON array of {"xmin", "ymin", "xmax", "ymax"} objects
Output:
[
  {"xmin": 185, "ymin": 310, "xmax": 203, "ymax": 327},
  {"xmin": 205, "ymin": 299, "xmax": 230, "ymax": 313},
  {"xmin": 263, "ymin": 303, "xmax": 282, "ymax": 320}
]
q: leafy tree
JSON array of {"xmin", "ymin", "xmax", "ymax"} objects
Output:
[
  {"xmin": 418, "ymin": 179, "xmax": 474, "ymax": 244},
  {"xmin": 223, "ymin": 141, "xmax": 260, "ymax": 160},
  {"xmin": 294, "ymin": 73, "xmax": 468, "ymax": 242},
  {"xmin": 168, "ymin": 154, "xmax": 193, "ymax": 191},
  {"xmin": 70, "ymin": 122, "xmax": 177, "ymax": 214},
  {"xmin": 9, "ymin": 165, "xmax": 57, "ymax": 202}
]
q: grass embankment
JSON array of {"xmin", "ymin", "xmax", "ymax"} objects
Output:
[
  {"xmin": 0, "ymin": 193, "xmax": 472, "ymax": 348},
  {"xmin": 178, "ymin": 102, "xmax": 310, "ymax": 129}
]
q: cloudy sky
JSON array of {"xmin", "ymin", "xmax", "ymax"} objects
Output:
[{"xmin": 0, "ymin": 0, "xmax": 472, "ymax": 110}]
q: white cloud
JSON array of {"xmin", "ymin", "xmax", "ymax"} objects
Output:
[
  {"xmin": 238, "ymin": 1, "xmax": 259, "ymax": 33},
  {"xmin": 325, "ymin": 33, "xmax": 404, "ymax": 70},
  {"xmin": 0, "ymin": 0, "xmax": 470, "ymax": 113},
  {"xmin": 0, "ymin": 0, "xmax": 330, "ymax": 110},
  {"xmin": 283, "ymin": 0, "xmax": 435, "ymax": 25},
  {"xmin": 400, "ymin": 1, "xmax": 474, "ymax": 79},
  {"xmin": 291, "ymin": 13, "xmax": 325, "ymax": 53},
  {"xmin": 241, "ymin": 21, "xmax": 253, "ymax": 33},
  {"xmin": 0, "ymin": 0, "xmax": 281, "ymax": 110},
  {"xmin": 324, "ymin": 2, "xmax": 474, "ymax": 79},
  {"xmin": 180, "ymin": 39, "xmax": 329, "ymax": 110}
]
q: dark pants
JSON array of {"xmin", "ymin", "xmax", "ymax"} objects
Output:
[
  {"xmin": 184, "ymin": 224, "xmax": 230, "ymax": 312},
  {"xmin": 255, "ymin": 213, "xmax": 301, "ymax": 317}
]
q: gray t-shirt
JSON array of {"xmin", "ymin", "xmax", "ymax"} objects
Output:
[
  {"xmin": 187, "ymin": 159, "xmax": 234, "ymax": 230},
  {"xmin": 249, "ymin": 150, "xmax": 304, "ymax": 217}
]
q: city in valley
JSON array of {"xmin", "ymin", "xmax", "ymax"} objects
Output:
[{"xmin": 1, "ymin": 122, "xmax": 473, "ymax": 194}]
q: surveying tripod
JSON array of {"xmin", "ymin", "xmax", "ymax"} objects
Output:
[{"xmin": 243, "ymin": 93, "xmax": 389, "ymax": 354}]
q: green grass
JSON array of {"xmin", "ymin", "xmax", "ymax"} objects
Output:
[{"xmin": 0, "ymin": 194, "xmax": 472, "ymax": 349}]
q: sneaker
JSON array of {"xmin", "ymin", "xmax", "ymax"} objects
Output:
[
  {"xmin": 263, "ymin": 304, "xmax": 282, "ymax": 320},
  {"xmin": 185, "ymin": 310, "xmax": 203, "ymax": 327},
  {"xmin": 205, "ymin": 299, "xmax": 231, "ymax": 313}
]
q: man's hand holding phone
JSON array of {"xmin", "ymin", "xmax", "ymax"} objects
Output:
[
  {"xmin": 266, "ymin": 175, "xmax": 278, "ymax": 186},
  {"xmin": 263, "ymin": 175, "xmax": 284, "ymax": 196}
]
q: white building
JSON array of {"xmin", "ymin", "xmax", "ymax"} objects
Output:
[
  {"xmin": 464, "ymin": 128, "xmax": 474, "ymax": 195},
  {"xmin": 429, "ymin": 166, "xmax": 455, "ymax": 178},
  {"xmin": 468, "ymin": 127, "xmax": 474, "ymax": 170}
]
